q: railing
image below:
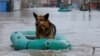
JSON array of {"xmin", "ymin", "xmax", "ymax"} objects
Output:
[{"xmin": 73, "ymin": 45, "xmax": 100, "ymax": 56}]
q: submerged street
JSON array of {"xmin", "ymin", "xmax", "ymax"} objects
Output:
[{"xmin": 0, "ymin": 8, "xmax": 100, "ymax": 56}]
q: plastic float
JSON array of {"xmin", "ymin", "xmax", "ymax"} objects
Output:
[
  {"xmin": 10, "ymin": 31, "xmax": 72, "ymax": 50},
  {"xmin": 58, "ymin": 3, "xmax": 72, "ymax": 12}
]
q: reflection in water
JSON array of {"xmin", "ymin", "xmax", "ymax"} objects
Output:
[
  {"xmin": 89, "ymin": 11, "xmax": 91, "ymax": 21},
  {"xmin": 0, "ymin": 8, "xmax": 93, "ymax": 21},
  {"xmin": 0, "ymin": 12, "xmax": 13, "ymax": 17},
  {"xmin": 0, "ymin": 12, "xmax": 7, "ymax": 17},
  {"xmin": 83, "ymin": 11, "xmax": 86, "ymax": 21}
]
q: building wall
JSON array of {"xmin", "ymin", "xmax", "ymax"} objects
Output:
[
  {"xmin": 13, "ymin": 0, "xmax": 21, "ymax": 10},
  {"xmin": 21, "ymin": 0, "xmax": 45, "ymax": 8},
  {"xmin": 21, "ymin": 0, "xmax": 29, "ymax": 9}
]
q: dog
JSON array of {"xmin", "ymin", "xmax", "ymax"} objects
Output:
[{"xmin": 33, "ymin": 13, "xmax": 56, "ymax": 39}]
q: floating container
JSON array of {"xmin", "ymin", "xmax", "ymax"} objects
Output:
[{"xmin": 10, "ymin": 31, "xmax": 72, "ymax": 50}]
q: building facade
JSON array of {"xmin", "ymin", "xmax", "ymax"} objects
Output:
[{"xmin": 20, "ymin": 0, "xmax": 100, "ymax": 10}]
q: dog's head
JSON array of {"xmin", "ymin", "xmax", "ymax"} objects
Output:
[{"xmin": 33, "ymin": 13, "xmax": 50, "ymax": 30}]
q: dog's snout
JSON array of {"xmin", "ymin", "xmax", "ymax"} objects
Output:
[{"xmin": 36, "ymin": 22, "xmax": 44, "ymax": 26}]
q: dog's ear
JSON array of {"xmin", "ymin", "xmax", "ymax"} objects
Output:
[
  {"xmin": 33, "ymin": 12, "xmax": 37, "ymax": 19},
  {"xmin": 44, "ymin": 13, "xmax": 49, "ymax": 20}
]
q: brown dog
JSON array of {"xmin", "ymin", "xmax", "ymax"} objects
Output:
[{"xmin": 33, "ymin": 13, "xmax": 56, "ymax": 39}]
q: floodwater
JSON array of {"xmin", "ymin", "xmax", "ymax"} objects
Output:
[{"xmin": 0, "ymin": 8, "xmax": 100, "ymax": 56}]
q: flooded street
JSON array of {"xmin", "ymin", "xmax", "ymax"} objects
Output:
[{"xmin": 0, "ymin": 8, "xmax": 100, "ymax": 56}]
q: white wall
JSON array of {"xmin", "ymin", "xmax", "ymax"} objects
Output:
[{"xmin": 13, "ymin": 0, "xmax": 21, "ymax": 10}]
